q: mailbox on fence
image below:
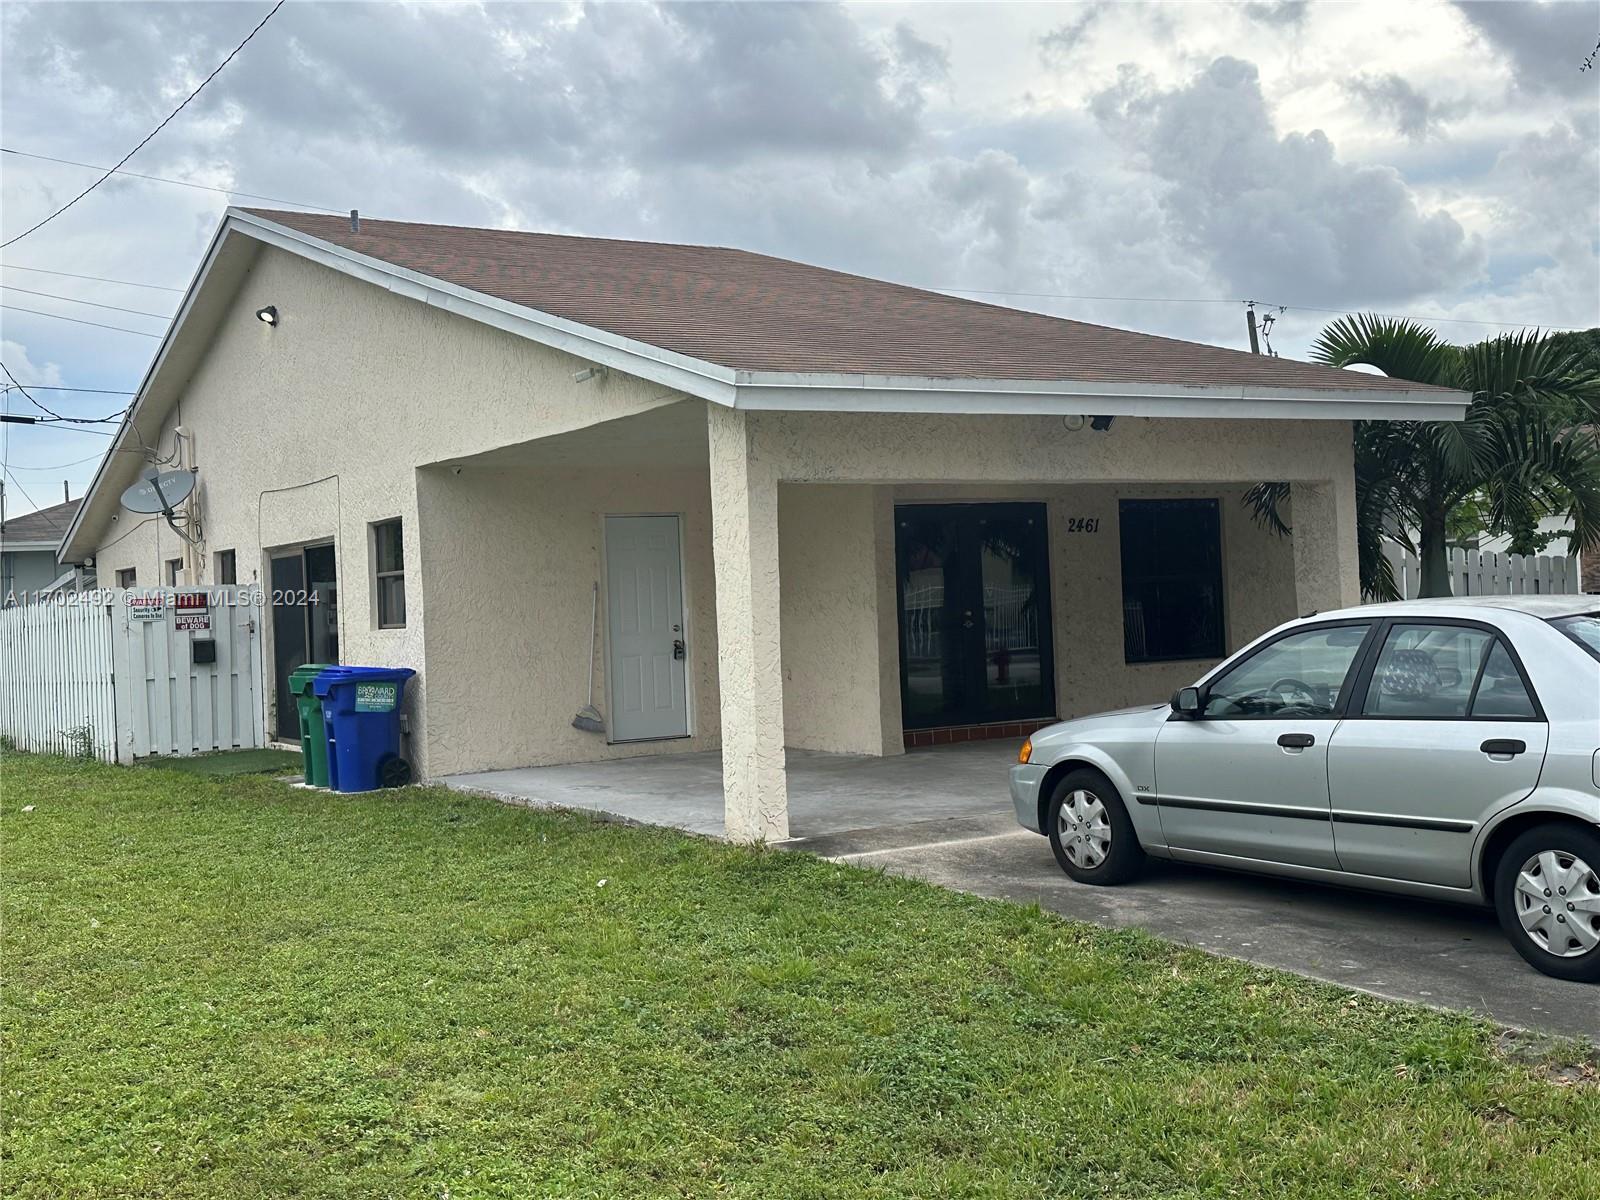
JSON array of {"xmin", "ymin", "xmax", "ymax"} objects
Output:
[{"xmin": 310, "ymin": 666, "xmax": 416, "ymax": 793}]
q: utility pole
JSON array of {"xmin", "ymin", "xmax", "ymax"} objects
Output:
[{"xmin": 1245, "ymin": 302, "xmax": 1261, "ymax": 354}]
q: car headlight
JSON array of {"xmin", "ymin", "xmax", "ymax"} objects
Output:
[{"xmin": 1018, "ymin": 737, "xmax": 1032, "ymax": 765}]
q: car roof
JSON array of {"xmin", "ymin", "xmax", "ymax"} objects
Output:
[{"xmin": 1318, "ymin": 595, "xmax": 1599, "ymax": 622}]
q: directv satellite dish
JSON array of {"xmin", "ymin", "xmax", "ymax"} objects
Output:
[{"xmin": 120, "ymin": 469, "xmax": 196, "ymax": 515}]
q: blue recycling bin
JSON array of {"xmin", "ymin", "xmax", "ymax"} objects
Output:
[{"xmin": 311, "ymin": 666, "xmax": 416, "ymax": 793}]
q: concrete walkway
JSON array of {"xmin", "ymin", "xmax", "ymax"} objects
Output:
[{"xmin": 442, "ymin": 740, "xmax": 1021, "ymax": 840}]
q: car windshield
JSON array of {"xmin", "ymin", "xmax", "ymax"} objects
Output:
[{"xmin": 1551, "ymin": 614, "xmax": 1600, "ymax": 662}]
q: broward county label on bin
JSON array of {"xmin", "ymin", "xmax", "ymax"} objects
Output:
[{"xmin": 354, "ymin": 683, "xmax": 398, "ymax": 712}]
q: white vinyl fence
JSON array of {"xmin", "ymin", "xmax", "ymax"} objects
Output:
[
  {"xmin": 1383, "ymin": 545, "xmax": 1581, "ymax": 599},
  {"xmin": 0, "ymin": 588, "xmax": 265, "ymax": 764}
]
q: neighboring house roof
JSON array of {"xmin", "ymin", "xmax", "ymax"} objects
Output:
[
  {"xmin": 2, "ymin": 498, "xmax": 80, "ymax": 552},
  {"xmin": 248, "ymin": 209, "xmax": 1459, "ymax": 399},
  {"xmin": 59, "ymin": 207, "xmax": 1472, "ymax": 562}
]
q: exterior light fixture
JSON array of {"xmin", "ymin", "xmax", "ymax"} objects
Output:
[
  {"xmin": 255, "ymin": 305, "xmax": 279, "ymax": 326},
  {"xmin": 1090, "ymin": 415, "xmax": 1115, "ymax": 432},
  {"xmin": 1061, "ymin": 414, "xmax": 1086, "ymax": 432},
  {"xmin": 572, "ymin": 365, "xmax": 606, "ymax": 383}
]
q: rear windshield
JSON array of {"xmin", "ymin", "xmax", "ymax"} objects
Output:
[{"xmin": 1552, "ymin": 614, "xmax": 1600, "ymax": 662}]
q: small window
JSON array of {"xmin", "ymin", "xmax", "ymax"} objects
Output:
[
  {"xmin": 1203, "ymin": 624, "xmax": 1371, "ymax": 718},
  {"xmin": 116, "ymin": 567, "xmax": 137, "ymax": 588},
  {"xmin": 1120, "ymin": 499, "xmax": 1225, "ymax": 663},
  {"xmin": 165, "ymin": 557, "xmax": 183, "ymax": 587},
  {"xmin": 214, "ymin": 549, "xmax": 237, "ymax": 586},
  {"xmin": 372, "ymin": 519, "xmax": 405, "ymax": 629},
  {"xmin": 1363, "ymin": 624, "xmax": 1493, "ymax": 718},
  {"xmin": 1470, "ymin": 640, "xmax": 1537, "ymax": 719}
]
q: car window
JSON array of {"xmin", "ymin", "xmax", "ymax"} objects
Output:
[
  {"xmin": 1552, "ymin": 614, "xmax": 1600, "ymax": 662},
  {"xmin": 1203, "ymin": 624, "xmax": 1370, "ymax": 718},
  {"xmin": 1470, "ymin": 640, "xmax": 1537, "ymax": 719},
  {"xmin": 1362, "ymin": 624, "xmax": 1493, "ymax": 718}
]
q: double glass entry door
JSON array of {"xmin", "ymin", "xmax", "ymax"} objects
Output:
[{"xmin": 896, "ymin": 503, "xmax": 1056, "ymax": 730}]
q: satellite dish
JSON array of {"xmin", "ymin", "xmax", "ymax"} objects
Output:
[{"xmin": 120, "ymin": 469, "xmax": 196, "ymax": 515}]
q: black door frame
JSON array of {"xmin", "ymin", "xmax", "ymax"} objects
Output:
[
  {"xmin": 269, "ymin": 541, "xmax": 339, "ymax": 741},
  {"xmin": 894, "ymin": 501, "xmax": 1056, "ymax": 730}
]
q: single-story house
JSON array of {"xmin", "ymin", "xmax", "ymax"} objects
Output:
[
  {"xmin": 3, "ymin": 497, "xmax": 81, "ymax": 602},
  {"xmin": 58, "ymin": 208, "xmax": 1469, "ymax": 839}
]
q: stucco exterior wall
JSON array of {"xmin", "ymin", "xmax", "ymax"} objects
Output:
[
  {"xmin": 415, "ymin": 463, "xmax": 721, "ymax": 777},
  {"xmin": 777, "ymin": 484, "xmax": 898, "ymax": 755},
  {"xmin": 86, "ymin": 245, "xmax": 690, "ymax": 769}
]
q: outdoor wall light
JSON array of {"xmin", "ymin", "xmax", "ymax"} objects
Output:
[
  {"xmin": 1061, "ymin": 414, "xmax": 1086, "ymax": 432},
  {"xmin": 1090, "ymin": 415, "xmax": 1115, "ymax": 432},
  {"xmin": 255, "ymin": 305, "xmax": 279, "ymax": 326}
]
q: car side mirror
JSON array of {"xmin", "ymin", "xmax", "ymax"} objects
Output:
[{"xmin": 1171, "ymin": 686, "xmax": 1204, "ymax": 718}]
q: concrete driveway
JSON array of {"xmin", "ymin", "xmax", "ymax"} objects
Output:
[{"xmin": 789, "ymin": 808, "xmax": 1599, "ymax": 1043}]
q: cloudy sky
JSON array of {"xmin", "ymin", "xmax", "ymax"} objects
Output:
[{"xmin": 2, "ymin": 0, "xmax": 1597, "ymax": 514}]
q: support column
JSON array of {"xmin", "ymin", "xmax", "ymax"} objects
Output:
[
  {"xmin": 707, "ymin": 405, "xmax": 789, "ymax": 842},
  {"xmin": 1290, "ymin": 477, "xmax": 1361, "ymax": 615}
]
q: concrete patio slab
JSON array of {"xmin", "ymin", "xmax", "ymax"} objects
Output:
[{"xmin": 441, "ymin": 739, "xmax": 1022, "ymax": 840}]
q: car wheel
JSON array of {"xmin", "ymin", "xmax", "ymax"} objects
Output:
[
  {"xmin": 1493, "ymin": 823, "xmax": 1600, "ymax": 983},
  {"xmin": 1046, "ymin": 767, "xmax": 1145, "ymax": 886}
]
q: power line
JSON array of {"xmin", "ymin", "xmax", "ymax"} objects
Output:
[
  {"xmin": 6, "ymin": 450, "xmax": 108, "ymax": 471},
  {"xmin": 0, "ymin": 0, "xmax": 287, "ymax": 249},
  {"xmin": 0, "ymin": 304, "xmax": 163, "ymax": 338},
  {"xmin": 1, "ymin": 361, "xmax": 128, "ymax": 426},
  {"xmin": 0, "ymin": 263, "xmax": 185, "ymax": 293},
  {"xmin": 0, "ymin": 384, "xmax": 135, "ymax": 395},
  {"xmin": 1, "ymin": 465, "xmax": 62, "ymax": 531},
  {"xmin": 0, "ymin": 148, "xmax": 344, "ymax": 217},
  {"xmin": 0, "ymin": 284, "xmax": 174, "ymax": 321}
]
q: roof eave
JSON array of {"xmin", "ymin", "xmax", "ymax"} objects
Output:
[{"xmin": 728, "ymin": 373, "xmax": 1471, "ymax": 422}]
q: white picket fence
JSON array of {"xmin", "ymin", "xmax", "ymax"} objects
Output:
[
  {"xmin": 1382, "ymin": 545, "xmax": 1581, "ymax": 599},
  {"xmin": 0, "ymin": 588, "xmax": 265, "ymax": 764}
]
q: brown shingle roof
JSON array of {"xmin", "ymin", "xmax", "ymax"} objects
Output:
[
  {"xmin": 1, "ymin": 497, "xmax": 79, "ymax": 545},
  {"xmin": 245, "ymin": 210, "xmax": 1446, "ymax": 394}
]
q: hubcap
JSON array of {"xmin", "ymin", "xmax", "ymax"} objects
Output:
[
  {"xmin": 1058, "ymin": 789, "xmax": 1112, "ymax": 869},
  {"xmin": 1513, "ymin": 849, "xmax": 1600, "ymax": 959}
]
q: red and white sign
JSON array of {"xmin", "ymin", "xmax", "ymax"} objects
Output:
[{"xmin": 173, "ymin": 591, "xmax": 212, "ymax": 633}]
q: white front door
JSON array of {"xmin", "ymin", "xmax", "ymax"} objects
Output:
[{"xmin": 604, "ymin": 515, "xmax": 689, "ymax": 742}]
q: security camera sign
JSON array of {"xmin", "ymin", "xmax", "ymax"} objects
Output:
[
  {"xmin": 173, "ymin": 591, "xmax": 212, "ymax": 633},
  {"xmin": 127, "ymin": 594, "xmax": 166, "ymax": 622}
]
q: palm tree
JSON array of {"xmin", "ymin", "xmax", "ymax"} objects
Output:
[{"xmin": 1246, "ymin": 317, "xmax": 1600, "ymax": 600}]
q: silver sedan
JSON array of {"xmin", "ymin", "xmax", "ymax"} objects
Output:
[{"xmin": 1011, "ymin": 596, "xmax": 1600, "ymax": 982}]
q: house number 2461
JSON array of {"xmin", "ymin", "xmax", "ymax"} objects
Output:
[{"xmin": 1064, "ymin": 517, "xmax": 1100, "ymax": 533}]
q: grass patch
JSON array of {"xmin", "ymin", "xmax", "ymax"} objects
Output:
[
  {"xmin": 2, "ymin": 753, "xmax": 1595, "ymax": 1198},
  {"xmin": 132, "ymin": 748, "xmax": 304, "ymax": 778}
]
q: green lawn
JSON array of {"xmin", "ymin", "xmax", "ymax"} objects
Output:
[{"xmin": 2, "ymin": 754, "xmax": 1595, "ymax": 1199}]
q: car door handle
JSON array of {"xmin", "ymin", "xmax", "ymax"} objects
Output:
[
  {"xmin": 1480, "ymin": 738, "xmax": 1525, "ymax": 757},
  {"xmin": 1277, "ymin": 733, "xmax": 1315, "ymax": 749}
]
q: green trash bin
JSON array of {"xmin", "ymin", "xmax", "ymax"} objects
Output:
[{"xmin": 289, "ymin": 664, "xmax": 336, "ymax": 788}]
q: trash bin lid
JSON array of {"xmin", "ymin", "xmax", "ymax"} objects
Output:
[
  {"xmin": 288, "ymin": 663, "xmax": 337, "ymax": 695},
  {"xmin": 310, "ymin": 664, "xmax": 416, "ymax": 698}
]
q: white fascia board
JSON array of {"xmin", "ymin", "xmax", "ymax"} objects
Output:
[
  {"xmin": 728, "ymin": 372, "xmax": 1472, "ymax": 422},
  {"xmin": 2, "ymin": 540, "xmax": 58, "ymax": 553},
  {"xmin": 228, "ymin": 211, "xmax": 740, "ymax": 405}
]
